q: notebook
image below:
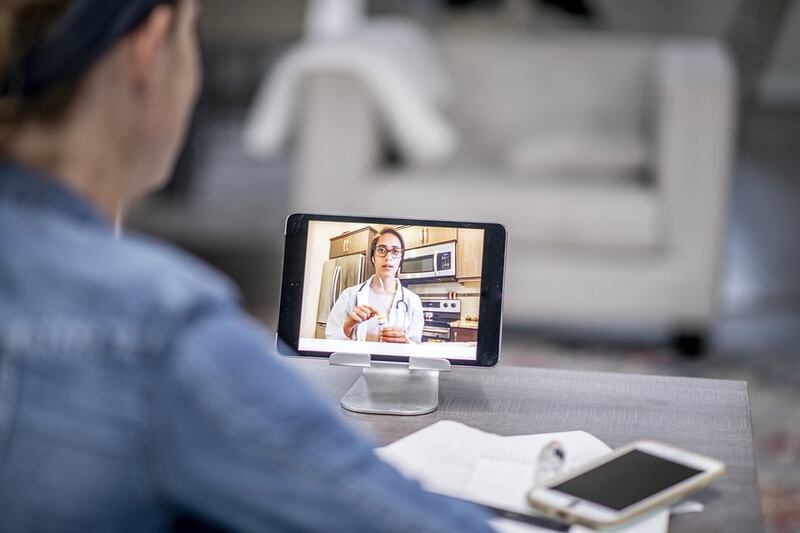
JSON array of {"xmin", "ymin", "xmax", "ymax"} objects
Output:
[{"xmin": 376, "ymin": 421, "xmax": 669, "ymax": 533}]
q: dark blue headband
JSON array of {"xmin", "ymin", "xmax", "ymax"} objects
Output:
[{"xmin": 1, "ymin": 0, "xmax": 177, "ymax": 99}]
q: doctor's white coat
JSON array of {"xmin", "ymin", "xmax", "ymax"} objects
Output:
[{"xmin": 325, "ymin": 279, "xmax": 424, "ymax": 343}]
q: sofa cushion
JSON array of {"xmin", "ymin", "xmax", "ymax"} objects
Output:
[
  {"xmin": 441, "ymin": 31, "xmax": 656, "ymax": 167},
  {"xmin": 370, "ymin": 166, "xmax": 664, "ymax": 249},
  {"xmin": 505, "ymin": 131, "xmax": 650, "ymax": 179},
  {"xmin": 513, "ymin": 180, "xmax": 663, "ymax": 248}
]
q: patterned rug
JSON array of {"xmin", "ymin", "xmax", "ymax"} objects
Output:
[{"xmin": 500, "ymin": 333, "xmax": 800, "ymax": 533}]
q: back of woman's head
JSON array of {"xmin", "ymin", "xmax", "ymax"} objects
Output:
[{"xmin": 0, "ymin": 1, "xmax": 80, "ymax": 149}]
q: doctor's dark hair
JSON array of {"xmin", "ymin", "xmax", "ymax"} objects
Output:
[{"xmin": 369, "ymin": 228, "xmax": 406, "ymax": 266}]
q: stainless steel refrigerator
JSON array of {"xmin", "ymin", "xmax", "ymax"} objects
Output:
[{"xmin": 316, "ymin": 254, "xmax": 367, "ymax": 339}]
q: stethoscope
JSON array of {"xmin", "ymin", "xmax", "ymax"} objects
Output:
[{"xmin": 357, "ymin": 277, "xmax": 410, "ymax": 320}]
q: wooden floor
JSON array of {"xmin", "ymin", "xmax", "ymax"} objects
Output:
[{"xmin": 716, "ymin": 107, "xmax": 800, "ymax": 356}]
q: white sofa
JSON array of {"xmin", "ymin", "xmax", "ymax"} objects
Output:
[{"xmin": 266, "ymin": 27, "xmax": 737, "ymax": 345}]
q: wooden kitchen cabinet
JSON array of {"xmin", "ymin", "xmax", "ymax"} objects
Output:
[
  {"xmin": 451, "ymin": 326, "xmax": 478, "ymax": 343},
  {"xmin": 456, "ymin": 228, "xmax": 484, "ymax": 279},
  {"xmin": 396, "ymin": 226, "xmax": 457, "ymax": 250},
  {"xmin": 424, "ymin": 227, "xmax": 457, "ymax": 245},
  {"xmin": 397, "ymin": 226, "xmax": 424, "ymax": 250},
  {"xmin": 330, "ymin": 227, "xmax": 377, "ymax": 258}
]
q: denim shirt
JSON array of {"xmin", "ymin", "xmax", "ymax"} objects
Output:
[{"xmin": 0, "ymin": 161, "xmax": 493, "ymax": 533}]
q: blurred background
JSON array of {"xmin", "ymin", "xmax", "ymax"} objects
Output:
[{"xmin": 127, "ymin": 1, "xmax": 800, "ymax": 530}]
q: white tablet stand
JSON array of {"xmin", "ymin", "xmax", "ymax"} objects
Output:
[{"xmin": 329, "ymin": 352, "xmax": 451, "ymax": 415}]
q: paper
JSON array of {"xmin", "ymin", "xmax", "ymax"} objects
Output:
[{"xmin": 376, "ymin": 421, "xmax": 669, "ymax": 533}]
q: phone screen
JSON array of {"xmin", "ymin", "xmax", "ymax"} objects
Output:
[{"xmin": 551, "ymin": 450, "xmax": 702, "ymax": 511}]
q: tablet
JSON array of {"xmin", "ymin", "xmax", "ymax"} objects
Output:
[{"xmin": 277, "ymin": 213, "xmax": 506, "ymax": 367}]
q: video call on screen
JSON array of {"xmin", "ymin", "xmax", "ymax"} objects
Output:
[{"xmin": 297, "ymin": 220, "xmax": 485, "ymax": 360}]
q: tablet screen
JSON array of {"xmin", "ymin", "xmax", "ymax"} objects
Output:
[{"xmin": 278, "ymin": 214, "xmax": 505, "ymax": 366}]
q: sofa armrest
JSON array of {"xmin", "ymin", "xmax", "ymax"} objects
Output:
[
  {"xmin": 293, "ymin": 72, "xmax": 382, "ymax": 213},
  {"xmin": 654, "ymin": 40, "xmax": 737, "ymax": 316}
]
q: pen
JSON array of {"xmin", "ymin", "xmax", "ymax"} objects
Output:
[
  {"xmin": 446, "ymin": 494, "xmax": 570, "ymax": 531},
  {"xmin": 478, "ymin": 501, "xmax": 571, "ymax": 532}
]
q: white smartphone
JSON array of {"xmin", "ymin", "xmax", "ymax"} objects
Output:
[{"xmin": 527, "ymin": 440, "xmax": 725, "ymax": 528}]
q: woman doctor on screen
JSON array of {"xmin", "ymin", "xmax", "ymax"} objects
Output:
[{"xmin": 326, "ymin": 229, "xmax": 424, "ymax": 343}]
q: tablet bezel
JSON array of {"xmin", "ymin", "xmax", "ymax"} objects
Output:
[{"xmin": 277, "ymin": 213, "xmax": 506, "ymax": 367}]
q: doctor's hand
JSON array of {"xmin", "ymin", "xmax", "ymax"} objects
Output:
[
  {"xmin": 379, "ymin": 326, "xmax": 409, "ymax": 344},
  {"xmin": 343, "ymin": 304, "xmax": 380, "ymax": 338}
]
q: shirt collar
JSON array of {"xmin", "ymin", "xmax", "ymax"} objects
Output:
[{"xmin": 0, "ymin": 159, "xmax": 109, "ymax": 228}]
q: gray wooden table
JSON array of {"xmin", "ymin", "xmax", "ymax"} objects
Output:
[{"xmin": 287, "ymin": 357, "xmax": 764, "ymax": 533}]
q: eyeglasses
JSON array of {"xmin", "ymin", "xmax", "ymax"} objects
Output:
[{"xmin": 375, "ymin": 245, "xmax": 403, "ymax": 258}]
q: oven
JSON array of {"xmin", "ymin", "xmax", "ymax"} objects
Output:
[
  {"xmin": 420, "ymin": 298, "xmax": 461, "ymax": 342},
  {"xmin": 399, "ymin": 241, "xmax": 456, "ymax": 283}
]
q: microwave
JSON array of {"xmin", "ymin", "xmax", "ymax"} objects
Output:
[{"xmin": 399, "ymin": 241, "xmax": 456, "ymax": 282}]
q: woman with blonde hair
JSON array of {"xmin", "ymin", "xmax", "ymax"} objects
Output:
[{"xmin": 0, "ymin": 1, "xmax": 492, "ymax": 531}]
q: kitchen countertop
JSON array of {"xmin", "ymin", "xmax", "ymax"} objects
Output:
[
  {"xmin": 298, "ymin": 337, "xmax": 477, "ymax": 360},
  {"xmin": 448, "ymin": 320, "xmax": 479, "ymax": 329}
]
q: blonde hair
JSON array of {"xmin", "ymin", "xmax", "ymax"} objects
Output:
[{"xmin": 0, "ymin": 0, "xmax": 81, "ymax": 149}]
